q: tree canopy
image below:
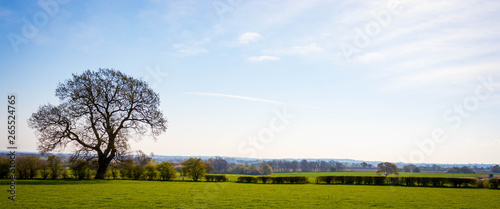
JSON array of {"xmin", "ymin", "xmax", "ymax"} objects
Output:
[
  {"xmin": 181, "ymin": 158, "xmax": 206, "ymax": 181},
  {"xmin": 28, "ymin": 68, "xmax": 167, "ymax": 179},
  {"xmin": 376, "ymin": 162, "xmax": 399, "ymax": 176}
]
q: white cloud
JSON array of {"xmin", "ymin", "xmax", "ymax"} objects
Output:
[
  {"xmin": 319, "ymin": 33, "xmax": 331, "ymax": 39},
  {"xmin": 238, "ymin": 32, "xmax": 262, "ymax": 45},
  {"xmin": 267, "ymin": 43, "xmax": 324, "ymax": 56},
  {"xmin": 172, "ymin": 43, "xmax": 208, "ymax": 56},
  {"xmin": 185, "ymin": 92, "xmax": 283, "ymax": 105},
  {"xmin": 0, "ymin": 7, "xmax": 12, "ymax": 17},
  {"xmin": 247, "ymin": 55, "xmax": 280, "ymax": 62},
  {"xmin": 385, "ymin": 62, "xmax": 500, "ymax": 90},
  {"xmin": 355, "ymin": 53, "xmax": 385, "ymax": 63}
]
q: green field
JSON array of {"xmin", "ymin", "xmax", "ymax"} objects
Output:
[
  {"xmin": 271, "ymin": 172, "xmax": 488, "ymax": 178},
  {"xmin": 208, "ymin": 172, "xmax": 492, "ymax": 182},
  {"xmin": 1, "ymin": 179, "xmax": 499, "ymax": 208}
]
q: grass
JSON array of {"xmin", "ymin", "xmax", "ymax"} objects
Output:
[{"xmin": 1, "ymin": 179, "xmax": 498, "ymax": 208}]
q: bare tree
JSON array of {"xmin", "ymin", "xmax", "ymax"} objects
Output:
[{"xmin": 28, "ymin": 68, "xmax": 167, "ymax": 179}]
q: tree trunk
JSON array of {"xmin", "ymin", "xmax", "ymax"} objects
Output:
[{"xmin": 94, "ymin": 157, "xmax": 110, "ymax": 179}]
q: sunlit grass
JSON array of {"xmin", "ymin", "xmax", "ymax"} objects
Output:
[{"xmin": 0, "ymin": 179, "xmax": 498, "ymax": 208}]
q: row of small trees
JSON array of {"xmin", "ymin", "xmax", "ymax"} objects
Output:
[
  {"xmin": 0, "ymin": 155, "xmax": 65, "ymax": 179},
  {"xmin": 0, "ymin": 155, "xmax": 218, "ymax": 181}
]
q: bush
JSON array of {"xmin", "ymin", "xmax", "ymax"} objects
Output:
[
  {"xmin": 316, "ymin": 176, "xmax": 335, "ymax": 184},
  {"xmin": 372, "ymin": 176, "xmax": 386, "ymax": 185},
  {"xmin": 449, "ymin": 178, "xmax": 478, "ymax": 188},
  {"xmin": 0, "ymin": 157, "xmax": 11, "ymax": 178},
  {"xmin": 236, "ymin": 176, "xmax": 257, "ymax": 183},
  {"xmin": 317, "ymin": 176, "xmax": 385, "ymax": 185},
  {"xmin": 257, "ymin": 176, "xmax": 272, "ymax": 184},
  {"xmin": 205, "ymin": 174, "xmax": 228, "ymax": 182},
  {"xmin": 485, "ymin": 178, "xmax": 500, "ymax": 189},
  {"xmin": 16, "ymin": 155, "xmax": 42, "ymax": 179},
  {"xmin": 271, "ymin": 176, "xmax": 308, "ymax": 184},
  {"xmin": 430, "ymin": 177, "xmax": 447, "ymax": 187},
  {"xmin": 386, "ymin": 177, "xmax": 399, "ymax": 185},
  {"xmin": 144, "ymin": 164, "xmax": 158, "ymax": 180},
  {"xmin": 157, "ymin": 162, "xmax": 178, "ymax": 181},
  {"xmin": 132, "ymin": 164, "xmax": 145, "ymax": 180},
  {"xmin": 69, "ymin": 159, "xmax": 88, "ymax": 180}
]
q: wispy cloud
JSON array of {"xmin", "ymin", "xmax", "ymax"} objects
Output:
[
  {"xmin": 184, "ymin": 92, "xmax": 283, "ymax": 105},
  {"xmin": 384, "ymin": 61, "xmax": 500, "ymax": 90},
  {"xmin": 172, "ymin": 43, "xmax": 208, "ymax": 56},
  {"xmin": 185, "ymin": 92, "xmax": 340, "ymax": 111},
  {"xmin": 247, "ymin": 55, "xmax": 280, "ymax": 62},
  {"xmin": 266, "ymin": 43, "xmax": 324, "ymax": 56},
  {"xmin": 238, "ymin": 32, "xmax": 262, "ymax": 45},
  {"xmin": 0, "ymin": 7, "xmax": 13, "ymax": 17}
]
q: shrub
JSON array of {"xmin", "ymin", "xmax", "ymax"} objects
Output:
[
  {"xmin": 485, "ymin": 178, "xmax": 499, "ymax": 189},
  {"xmin": 205, "ymin": 174, "xmax": 228, "ymax": 182},
  {"xmin": 0, "ymin": 157, "xmax": 11, "ymax": 178},
  {"xmin": 47, "ymin": 155, "xmax": 62, "ymax": 179},
  {"xmin": 236, "ymin": 176, "xmax": 257, "ymax": 183},
  {"xmin": 157, "ymin": 162, "xmax": 178, "ymax": 181},
  {"xmin": 257, "ymin": 176, "xmax": 272, "ymax": 184},
  {"xmin": 271, "ymin": 176, "xmax": 308, "ymax": 184},
  {"xmin": 430, "ymin": 177, "xmax": 447, "ymax": 187},
  {"xmin": 69, "ymin": 159, "xmax": 88, "ymax": 180},
  {"xmin": 144, "ymin": 164, "xmax": 158, "ymax": 180},
  {"xmin": 386, "ymin": 177, "xmax": 399, "ymax": 185},
  {"xmin": 449, "ymin": 178, "xmax": 478, "ymax": 188},
  {"xmin": 372, "ymin": 176, "xmax": 386, "ymax": 185},
  {"xmin": 16, "ymin": 155, "xmax": 42, "ymax": 179},
  {"xmin": 316, "ymin": 176, "xmax": 335, "ymax": 184},
  {"xmin": 61, "ymin": 169, "xmax": 71, "ymax": 179},
  {"xmin": 181, "ymin": 158, "xmax": 207, "ymax": 182},
  {"xmin": 132, "ymin": 164, "xmax": 145, "ymax": 180}
]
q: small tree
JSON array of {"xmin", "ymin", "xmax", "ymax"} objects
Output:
[
  {"xmin": 330, "ymin": 166, "xmax": 337, "ymax": 172},
  {"xmin": 109, "ymin": 161, "xmax": 120, "ymax": 179},
  {"xmin": 144, "ymin": 164, "xmax": 157, "ymax": 180},
  {"xmin": 69, "ymin": 158, "xmax": 89, "ymax": 180},
  {"xmin": 39, "ymin": 160, "xmax": 50, "ymax": 179},
  {"xmin": 47, "ymin": 155, "xmax": 62, "ymax": 179},
  {"xmin": 132, "ymin": 164, "xmax": 145, "ymax": 180},
  {"xmin": 0, "ymin": 157, "xmax": 10, "ymax": 178},
  {"xmin": 119, "ymin": 158, "xmax": 134, "ymax": 179},
  {"xmin": 360, "ymin": 162, "xmax": 368, "ymax": 168},
  {"xmin": 403, "ymin": 164, "xmax": 420, "ymax": 173},
  {"xmin": 491, "ymin": 165, "xmax": 500, "ymax": 173},
  {"xmin": 335, "ymin": 162, "xmax": 345, "ymax": 172},
  {"xmin": 205, "ymin": 163, "xmax": 215, "ymax": 174},
  {"xmin": 258, "ymin": 163, "xmax": 273, "ymax": 175},
  {"xmin": 157, "ymin": 162, "xmax": 178, "ymax": 181},
  {"xmin": 376, "ymin": 162, "xmax": 399, "ymax": 176},
  {"xmin": 181, "ymin": 158, "xmax": 206, "ymax": 181}
]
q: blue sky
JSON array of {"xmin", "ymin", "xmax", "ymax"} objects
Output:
[{"xmin": 1, "ymin": 0, "xmax": 500, "ymax": 164}]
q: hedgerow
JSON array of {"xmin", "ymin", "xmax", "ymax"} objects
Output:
[{"xmin": 316, "ymin": 176, "xmax": 481, "ymax": 188}]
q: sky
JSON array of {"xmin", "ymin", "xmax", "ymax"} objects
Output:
[{"xmin": 1, "ymin": 0, "xmax": 500, "ymax": 164}]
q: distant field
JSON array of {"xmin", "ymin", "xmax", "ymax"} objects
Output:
[
  {"xmin": 271, "ymin": 172, "xmax": 489, "ymax": 178},
  {"xmin": 1, "ymin": 180, "xmax": 498, "ymax": 208},
  {"xmin": 189, "ymin": 172, "xmax": 494, "ymax": 182}
]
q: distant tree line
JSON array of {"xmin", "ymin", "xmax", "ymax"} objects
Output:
[{"xmin": 2, "ymin": 153, "xmax": 498, "ymax": 181}]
